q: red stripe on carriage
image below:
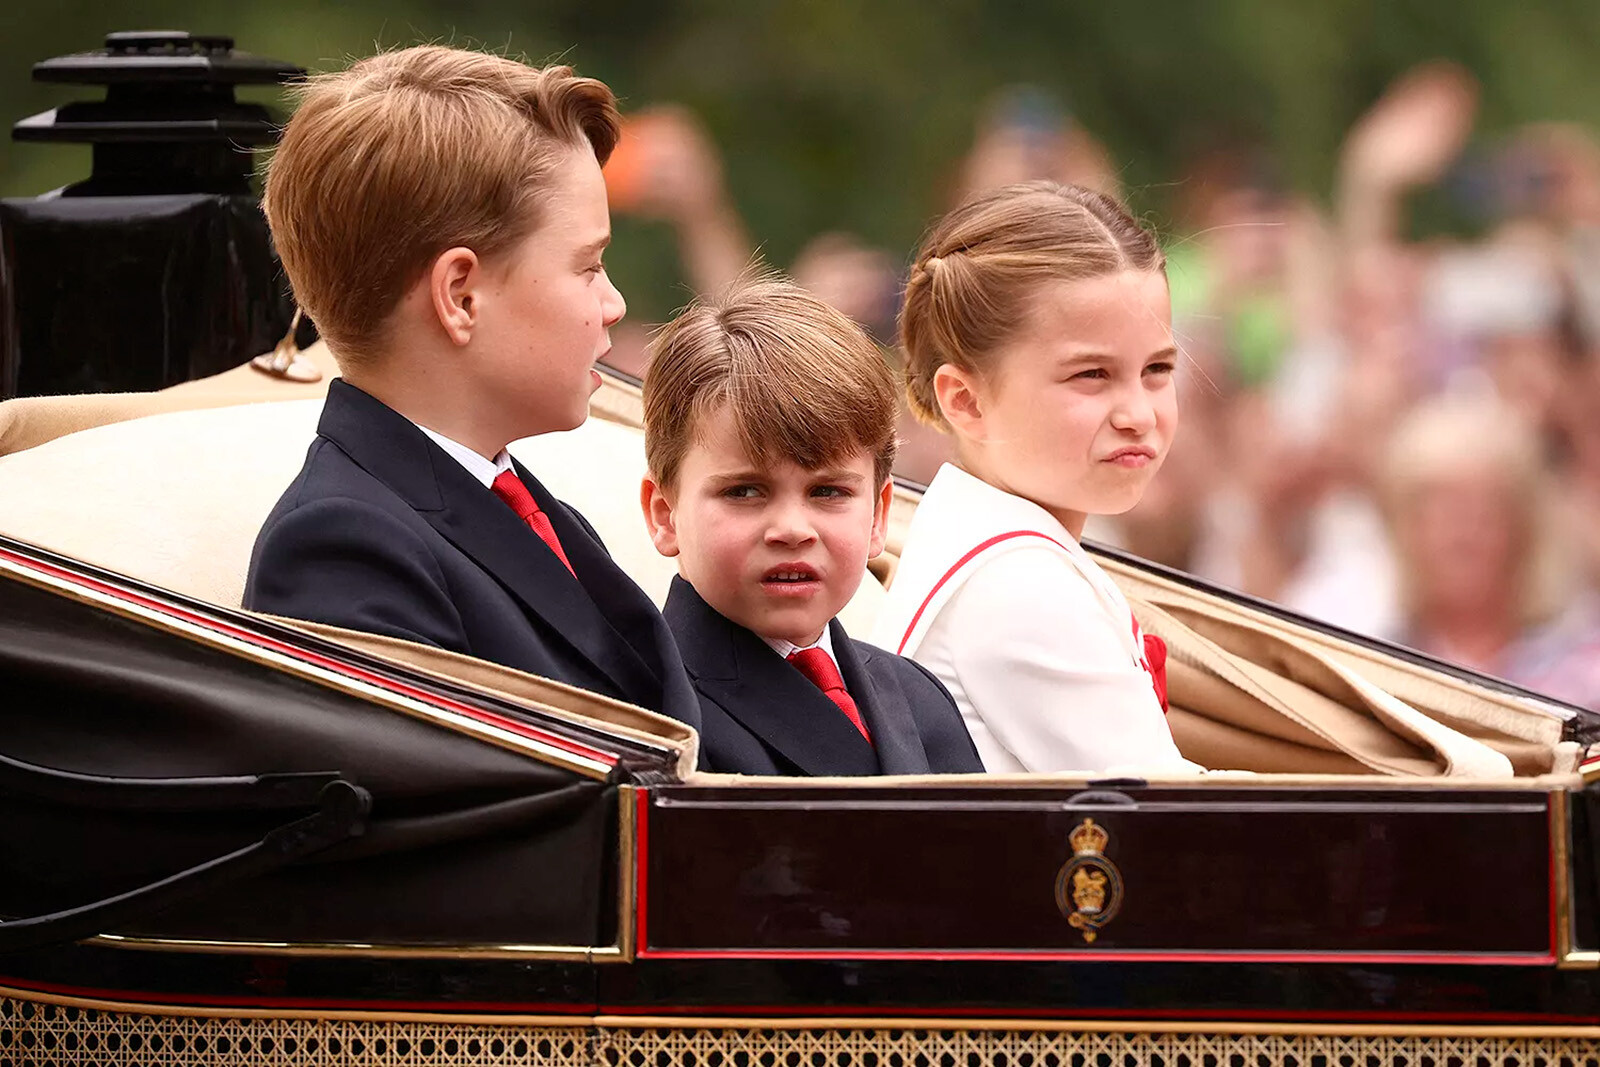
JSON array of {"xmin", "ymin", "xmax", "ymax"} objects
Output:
[{"xmin": 0, "ymin": 546, "xmax": 618, "ymax": 769}]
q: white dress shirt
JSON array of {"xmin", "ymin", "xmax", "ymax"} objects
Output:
[
  {"xmin": 414, "ymin": 423, "xmax": 514, "ymax": 489},
  {"xmin": 871, "ymin": 463, "xmax": 1194, "ymax": 775},
  {"xmin": 762, "ymin": 626, "xmax": 840, "ymax": 673}
]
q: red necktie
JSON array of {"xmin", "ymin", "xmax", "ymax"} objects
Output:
[
  {"xmin": 787, "ymin": 647, "xmax": 872, "ymax": 743},
  {"xmin": 491, "ymin": 469, "xmax": 575, "ymax": 577}
]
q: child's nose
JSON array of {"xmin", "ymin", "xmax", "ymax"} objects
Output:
[
  {"xmin": 764, "ymin": 499, "xmax": 817, "ymax": 545},
  {"xmin": 601, "ymin": 274, "xmax": 626, "ymax": 328},
  {"xmin": 1110, "ymin": 384, "xmax": 1157, "ymax": 433}
]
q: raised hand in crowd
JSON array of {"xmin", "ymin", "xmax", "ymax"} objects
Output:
[
  {"xmin": 606, "ymin": 105, "xmax": 753, "ymax": 298},
  {"xmin": 1337, "ymin": 61, "xmax": 1478, "ymax": 247}
]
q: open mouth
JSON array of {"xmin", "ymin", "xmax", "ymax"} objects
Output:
[{"xmin": 761, "ymin": 563, "xmax": 822, "ymax": 590}]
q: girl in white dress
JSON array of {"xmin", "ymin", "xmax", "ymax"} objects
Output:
[{"xmin": 872, "ymin": 181, "xmax": 1195, "ymax": 775}]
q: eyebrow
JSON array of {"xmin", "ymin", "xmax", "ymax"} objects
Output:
[
  {"xmin": 705, "ymin": 467, "xmax": 867, "ymax": 485},
  {"xmin": 812, "ymin": 468, "xmax": 868, "ymax": 483},
  {"xmin": 1056, "ymin": 345, "xmax": 1180, "ymax": 365},
  {"xmin": 575, "ymin": 233, "xmax": 612, "ymax": 258},
  {"xmin": 707, "ymin": 469, "xmax": 766, "ymax": 485}
]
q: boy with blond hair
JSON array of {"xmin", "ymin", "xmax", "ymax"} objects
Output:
[
  {"xmin": 246, "ymin": 46, "xmax": 698, "ymax": 729},
  {"xmin": 640, "ymin": 277, "xmax": 982, "ymax": 775}
]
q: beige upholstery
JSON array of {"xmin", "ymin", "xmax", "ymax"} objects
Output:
[
  {"xmin": 0, "ymin": 389, "xmax": 885, "ymax": 627},
  {"xmin": 1136, "ymin": 601, "xmax": 1512, "ymax": 776},
  {"xmin": 0, "ymin": 340, "xmax": 341, "ymax": 457},
  {"xmin": 270, "ymin": 615, "xmax": 699, "ymax": 778},
  {"xmin": 1109, "ymin": 558, "xmax": 1574, "ymax": 775},
  {"xmin": 0, "ymin": 399, "xmax": 326, "ymax": 606}
]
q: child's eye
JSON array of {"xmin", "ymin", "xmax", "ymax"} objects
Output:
[
  {"xmin": 1145, "ymin": 361, "xmax": 1175, "ymax": 377},
  {"xmin": 1070, "ymin": 368, "xmax": 1109, "ymax": 381},
  {"xmin": 811, "ymin": 485, "xmax": 852, "ymax": 499},
  {"xmin": 721, "ymin": 485, "xmax": 761, "ymax": 500},
  {"xmin": 586, "ymin": 262, "xmax": 606, "ymax": 275}
]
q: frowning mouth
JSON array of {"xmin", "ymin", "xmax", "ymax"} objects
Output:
[{"xmin": 1104, "ymin": 446, "xmax": 1157, "ymax": 467}]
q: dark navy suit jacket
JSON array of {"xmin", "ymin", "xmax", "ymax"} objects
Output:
[
  {"xmin": 662, "ymin": 576, "xmax": 983, "ymax": 776},
  {"xmin": 244, "ymin": 379, "xmax": 701, "ymax": 735}
]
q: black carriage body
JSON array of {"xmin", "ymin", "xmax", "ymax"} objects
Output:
[{"xmin": 1, "ymin": 535, "xmax": 1598, "ymax": 1045}]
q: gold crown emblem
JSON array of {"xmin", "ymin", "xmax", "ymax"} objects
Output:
[{"xmin": 1069, "ymin": 818, "xmax": 1109, "ymax": 856}]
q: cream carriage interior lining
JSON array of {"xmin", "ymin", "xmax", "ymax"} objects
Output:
[{"xmin": 0, "ymin": 346, "xmax": 1582, "ymax": 783}]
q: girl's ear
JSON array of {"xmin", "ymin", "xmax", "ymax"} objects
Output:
[
  {"xmin": 640, "ymin": 476, "xmax": 680, "ymax": 557},
  {"xmin": 933, "ymin": 363, "xmax": 987, "ymax": 441},
  {"xmin": 867, "ymin": 477, "xmax": 894, "ymax": 559}
]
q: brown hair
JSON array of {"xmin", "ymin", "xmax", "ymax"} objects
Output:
[
  {"xmin": 644, "ymin": 275, "xmax": 899, "ymax": 489},
  {"xmin": 900, "ymin": 180, "xmax": 1166, "ymax": 427},
  {"xmin": 263, "ymin": 45, "xmax": 621, "ymax": 365}
]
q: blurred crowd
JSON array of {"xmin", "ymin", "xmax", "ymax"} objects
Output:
[{"xmin": 601, "ymin": 64, "xmax": 1600, "ymax": 712}]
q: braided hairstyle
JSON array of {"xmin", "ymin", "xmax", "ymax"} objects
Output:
[{"xmin": 899, "ymin": 181, "xmax": 1164, "ymax": 428}]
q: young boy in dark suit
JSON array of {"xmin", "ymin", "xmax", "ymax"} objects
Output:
[
  {"xmin": 244, "ymin": 46, "xmax": 697, "ymax": 730},
  {"xmin": 639, "ymin": 277, "xmax": 983, "ymax": 775}
]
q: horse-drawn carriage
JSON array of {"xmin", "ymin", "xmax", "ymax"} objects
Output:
[{"xmin": 1, "ymin": 28, "xmax": 1597, "ymax": 1067}]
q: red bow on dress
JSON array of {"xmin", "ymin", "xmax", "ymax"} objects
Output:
[{"xmin": 1130, "ymin": 614, "xmax": 1169, "ymax": 714}]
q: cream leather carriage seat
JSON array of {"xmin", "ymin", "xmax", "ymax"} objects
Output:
[{"xmin": 0, "ymin": 378, "xmax": 885, "ymax": 630}]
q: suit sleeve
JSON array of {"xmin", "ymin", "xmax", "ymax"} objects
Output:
[
  {"xmin": 900, "ymin": 658, "xmax": 985, "ymax": 772},
  {"xmin": 245, "ymin": 496, "xmax": 468, "ymax": 651},
  {"xmin": 938, "ymin": 549, "xmax": 1193, "ymax": 775}
]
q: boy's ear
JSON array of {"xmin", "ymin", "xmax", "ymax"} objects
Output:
[
  {"xmin": 933, "ymin": 363, "xmax": 986, "ymax": 440},
  {"xmin": 429, "ymin": 247, "xmax": 481, "ymax": 346},
  {"xmin": 640, "ymin": 475, "xmax": 680, "ymax": 558},
  {"xmin": 867, "ymin": 477, "xmax": 894, "ymax": 559}
]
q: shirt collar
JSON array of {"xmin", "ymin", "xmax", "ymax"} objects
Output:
[
  {"xmin": 414, "ymin": 423, "xmax": 514, "ymax": 488},
  {"xmin": 762, "ymin": 624, "xmax": 838, "ymax": 666},
  {"xmin": 935, "ymin": 463, "xmax": 1081, "ymax": 544}
]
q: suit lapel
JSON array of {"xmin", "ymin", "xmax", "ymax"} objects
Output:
[
  {"xmin": 427, "ymin": 473, "xmax": 664, "ymax": 703},
  {"xmin": 509, "ymin": 459, "xmax": 677, "ymax": 705},
  {"xmin": 316, "ymin": 381, "xmax": 661, "ymax": 705},
  {"xmin": 665, "ymin": 578, "xmax": 878, "ymax": 776},
  {"xmin": 831, "ymin": 622, "xmax": 933, "ymax": 775},
  {"xmin": 514, "ymin": 461, "xmax": 659, "ymax": 652}
]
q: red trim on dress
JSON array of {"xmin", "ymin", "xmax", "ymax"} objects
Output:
[
  {"xmin": 896, "ymin": 531, "xmax": 1069, "ymax": 655},
  {"xmin": 895, "ymin": 530, "xmax": 1166, "ymax": 710}
]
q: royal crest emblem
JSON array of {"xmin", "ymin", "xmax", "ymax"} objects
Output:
[{"xmin": 1054, "ymin": 818, "xmax": 1124, "ymax": 943}]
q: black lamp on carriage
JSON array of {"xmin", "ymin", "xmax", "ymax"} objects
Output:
[{"xmin": 0, "ymin": 31, "xmax": 306, "ymax": 399}]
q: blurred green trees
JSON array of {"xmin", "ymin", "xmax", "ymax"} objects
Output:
[{"xmin": 3, "ymin": 0, "xmax": 1597, "ymax": 321}]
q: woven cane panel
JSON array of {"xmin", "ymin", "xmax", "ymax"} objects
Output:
[
  {"xmin": 593, "ymin": 1026, "xmax": 1600, "ymax": 1067},
  {"xmin": 0, "ymin": 997, "xmax": 589, "ymax": 1066},
  {"xmin": 4, "ymin": 999, "xmax": 1600, "ymax": 1067}
]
